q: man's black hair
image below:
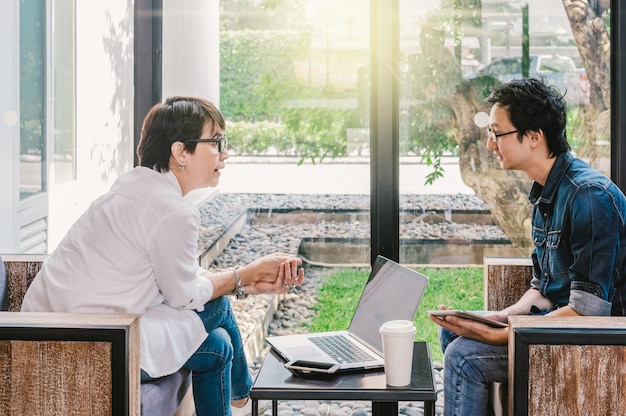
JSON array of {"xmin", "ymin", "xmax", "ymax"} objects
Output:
[{"xmin": 485, "ymin": 77, "xmax": 570, "ymax": 157}]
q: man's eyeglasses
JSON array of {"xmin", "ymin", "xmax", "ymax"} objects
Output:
[
  {"xmin": 185, "ymin": 137, "xmax": 228, "ymax": 153},
  {"xmin": 487, "ymin": 129, "xmax": 518, "ymax": 143}
]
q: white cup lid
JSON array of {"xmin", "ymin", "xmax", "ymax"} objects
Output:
[{"xmin": 379, "ymin": 319, "xmax": 416, "ymax": 334}]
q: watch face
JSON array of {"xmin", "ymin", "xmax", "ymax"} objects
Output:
[{"xmin": 234, "ymin": 285, "xmax": 247, "ymax": 300}]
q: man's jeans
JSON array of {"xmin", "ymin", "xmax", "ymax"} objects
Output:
[
  {"xmin": 439, "ymin": 327, "xmax": 508, "ymax": 416},
  {"xmin": 184, "ymin": 296, "xmax": 254, "ymax": 416}
]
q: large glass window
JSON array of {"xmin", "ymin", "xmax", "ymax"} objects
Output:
[
  {"xmin": 216, "ymin": 0, "xmax": 611, "ymax": 266},
  {"xmin": 218, "ymin": 0, "xmax": 372, "ymax": 265},
  {"xmin": 398, "ymin": 0, "xmax": 609, "ymax": 264},
  {"xmin": 19, "ymin": 0, "xmax": 46, "ymax": 199},
  {"xmin": 53, "ymin": 0, "xmax": 77, "ymax": 184}
]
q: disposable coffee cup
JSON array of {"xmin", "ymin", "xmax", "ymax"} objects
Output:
[{"xmin": 379, "ymin": 319, "xmax": 416, "ymax": 386}]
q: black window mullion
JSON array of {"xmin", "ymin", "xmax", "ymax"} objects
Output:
[
  {"xmin": 134, "ymin": 0, "xmax": 162, "ymax": 167},
  {"xmin": 611, "ymin": 0, "xmax": 626, "ymax": 193},
  {"xmin": 370, "ymin": 0, "xmax": 400, "ymax": 266}
]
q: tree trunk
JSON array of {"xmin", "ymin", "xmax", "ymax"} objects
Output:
[
  {"xmin": 562, "ymin": 0, "xmax": 611, "ymax": 175},
  {"xmin": 446, "ymin": 2, "xmax": 610, "ymax": 253},
  {"xmin": 563, "ymin": 0, "xmax": 610, "ymax": 111},
  {"xmin": 447, "ymin": 80, "xmax": 533, "ymax": 255}
]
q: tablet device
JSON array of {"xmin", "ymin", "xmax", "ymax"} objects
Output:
[{"xmin": 428, "ymin": 310, "xmax": 508, "ymax": 328}]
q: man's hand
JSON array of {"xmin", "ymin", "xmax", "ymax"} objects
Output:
[{"xmin": 428, "ymin": 305, "xmax": 509, "ymax": 346}]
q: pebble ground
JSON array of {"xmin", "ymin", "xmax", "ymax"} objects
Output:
[{"xmin": 197, "ymin": 193, "xmax": 504, "ymax": 415}]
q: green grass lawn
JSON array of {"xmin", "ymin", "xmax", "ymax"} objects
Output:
[{"xmin": 308, "ymin": 266, "xmax": 484, "ymax": 363}]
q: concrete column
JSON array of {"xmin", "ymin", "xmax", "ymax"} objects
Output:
[{"xmin": 162, "ymin": 0, "xmax": 220, "ymax": 107}]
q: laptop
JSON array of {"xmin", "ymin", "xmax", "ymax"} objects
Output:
[{"xmin": 265, "ymin": 255, "xmax": 429, "ymax": 372}]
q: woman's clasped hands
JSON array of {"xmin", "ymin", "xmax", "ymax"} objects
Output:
[{"xmin": 242, "ymin": 253, "xmax": 305, "ymax": 295}]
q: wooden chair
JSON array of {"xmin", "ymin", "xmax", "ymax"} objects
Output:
[
  {"xmin": 485, "ymin": 257, "xmax": 626, "ymax": 416},
  {"xmin": 484, "ymin": 257, "xmax": 533, "ymax": 416},
  {"xmin": 0, "ymin": 254, "xmax": 193, "ymax": 416},
  {"xmin": 508, "ymin": 315, "xmax": 626, "ymax": 416}
]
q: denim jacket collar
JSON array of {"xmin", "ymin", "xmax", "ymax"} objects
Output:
[{"xmin": 528, "ymin": 151, "xmax": 574, "ymax": 206}]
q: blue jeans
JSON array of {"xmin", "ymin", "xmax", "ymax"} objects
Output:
[
  {"xmin": 439, "ymin": 327, "xmax": 508, "ymax": 416},
  {"xmin": 183, "ymin": 296, "xmax": 253, "ymax": 416}
]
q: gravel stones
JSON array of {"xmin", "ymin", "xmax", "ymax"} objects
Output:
[
  {"xmin": 198, "ymin": 193, "xmax": 498, "ymax": 416},
  {"xmin": 197, "ymin": 193, "xmax": 507, "ymax": 261}
]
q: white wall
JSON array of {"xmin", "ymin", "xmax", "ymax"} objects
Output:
[
  {"xmin": 48, "ymin": 1, "xmax": 135, "ymax": 250},
  {"xmin": 4, "ymin": 0, "xmax": 221, "ymax": 252},
  {"xmin": 162, "ymin": 0, "xmax": 220, "ymax": 106},
  {"xmin": 0, "ymin": 0, "xmax": 19, "ymax": 252}
]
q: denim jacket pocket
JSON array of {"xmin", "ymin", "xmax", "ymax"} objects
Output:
[
  {"xmin": 532, "ymin": 227, "xmax": 546, "ymax": 248},
  {"xmin": 532, "ymin": 228, "xmax": 568, "ymax": 279},
  {"xmin": 546, "ymin": 231, "xmax": 569, "ymax": 278},
  {"xmin": 546, "ymin": 231, "xmax": 561, "ymax": 249}
]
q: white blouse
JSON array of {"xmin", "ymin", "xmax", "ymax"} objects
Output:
[{"xmin": 21, "ymin": 167, "xmax": 215, "ymax": 377}]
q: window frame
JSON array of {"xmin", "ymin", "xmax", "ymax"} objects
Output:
[{"xmin": 133, "ymin": 0, "xmax": 625, "ymax": 267}]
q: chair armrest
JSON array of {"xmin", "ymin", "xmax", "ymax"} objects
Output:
[
  {"xmin": 1, "ymin": 254, "xmax": 47, "ymax": 312},
  {"xmin": 483, "ymin": 257, "xmax": 532, "ymax": 311},
  {"xmin": 508, "ymin": 316, "xmax": 626, "ymax": 416},
  {"xmin": 0, "ymin": 312, "xmax": 140, "ymax": 416}
]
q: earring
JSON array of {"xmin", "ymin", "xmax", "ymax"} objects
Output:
[{"xmin": 178, "ymin": 164, "xmax": 185, "ymax": 170}]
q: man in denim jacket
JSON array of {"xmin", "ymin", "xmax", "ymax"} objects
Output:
[{"xmin": 429, "ymin": 77, "xmax": 626, "ymax": 416}]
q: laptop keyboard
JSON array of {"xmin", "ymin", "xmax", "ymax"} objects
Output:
[{"xmin": 310, "ymin": 335, "xmax": 377, "ymax": 363}]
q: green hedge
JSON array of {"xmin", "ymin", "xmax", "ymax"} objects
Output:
[
  {"xmin": 227, "ymin": 107, "xmax": 360, "ymax": 163},
  {"xmin": 220, "ymin": 30, "xmax": 309, "ymax": 121},
  {"xmin": 221, "ymin": 29, "xmax": 364, "ymax": 162}
]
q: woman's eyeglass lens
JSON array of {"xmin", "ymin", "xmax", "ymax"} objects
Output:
[{"xmin": 185, "ymin": 137, "xmax": 227, "ymax": 153}]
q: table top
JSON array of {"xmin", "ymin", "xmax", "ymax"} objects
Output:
[{"xmin": 251, "ymin": 341, "xmax": 437, "ymax": 402}]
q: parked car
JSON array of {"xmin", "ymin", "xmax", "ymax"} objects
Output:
[{"xmin": 471, "ymin": 55, "xmax": 590, "ymax": 105}]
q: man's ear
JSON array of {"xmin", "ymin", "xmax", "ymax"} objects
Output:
[{"xmin": 528, "ymin": 129, "xmax": 543, "ymax": 147}]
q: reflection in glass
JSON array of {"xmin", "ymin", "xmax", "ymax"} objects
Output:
[
  {"xmin": 219, "ymin": 0, "xmax": 371, "ymax": 265},
  {"xmin": 54, "ymin": 0, "xmax": 77, "ymax": 184},
  {"xmin": 19, "ymin": 0, "xmax": 46, "ymax": 200},
  {"xmin": 399, "ymin": 0, "xmax": 610, "ymax": 264}
]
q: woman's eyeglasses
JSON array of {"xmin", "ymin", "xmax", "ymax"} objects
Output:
[{"xmin": 185, "ymin": 137, "xmax": 228, "ymax": 153}]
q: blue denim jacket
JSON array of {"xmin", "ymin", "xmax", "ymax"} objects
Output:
[{"xmin": 529, "ymin": 151, "xmax": 626, "ymax": 316}]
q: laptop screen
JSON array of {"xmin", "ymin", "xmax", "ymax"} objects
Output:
[{"xmin": 348, "ymin": 256, "xmax": 429, "ymax": 354}]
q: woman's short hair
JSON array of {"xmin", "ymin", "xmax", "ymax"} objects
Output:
[
  {"xmin": 485, "ymin": 77, "xmax": 570, "ymax": 157},
  {"xmin": 137, "ymin": 96, "xmax": 225, "ymax": 172}
]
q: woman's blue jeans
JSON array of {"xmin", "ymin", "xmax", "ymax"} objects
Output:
[
  {"xmin": 439, "ymin": 327, "xmax": 508, "ymax": 416},
  {"xmin": 183, "ymin": 296, "xmax": 253, "ymax": 416}
]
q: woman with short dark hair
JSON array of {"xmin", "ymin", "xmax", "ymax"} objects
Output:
[{"xmin": 22, "ymin": 96, "xmax": 305, "ymax": 416}]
